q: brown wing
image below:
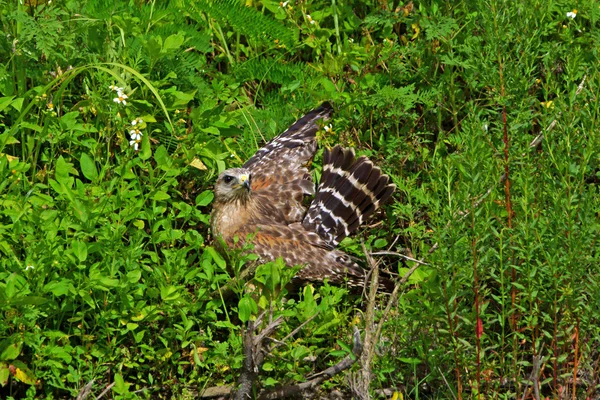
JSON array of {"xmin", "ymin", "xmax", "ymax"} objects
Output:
[
  {"xmin": 245, "ymin": 103, "xmax": 333, "ymax": 192},
  {"xmin": 238, "ymin": 222, "xmax": 369, "ymax": 288}
]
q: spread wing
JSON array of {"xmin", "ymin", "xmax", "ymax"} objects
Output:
[
  {"xmin": 244, "ymin": 102, "xmax": 333, "ymax": 224},
  {"xmin": 245, "ymin": 103, "xmax": 333, "ymax": 192}
]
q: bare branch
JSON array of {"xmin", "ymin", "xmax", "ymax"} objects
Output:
[{"xmin": 257, "ymin": 327, "xmax": 363, "ymax": 400}]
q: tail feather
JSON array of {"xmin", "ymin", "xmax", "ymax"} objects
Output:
[{"xmin": 303, "ymin": 145, "xmax": 395, "ymax": 246}]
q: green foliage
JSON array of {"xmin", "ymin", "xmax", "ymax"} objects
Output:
[{"xmin": 0, "ymin": 0, "xmax": 599, "ymax": 398}]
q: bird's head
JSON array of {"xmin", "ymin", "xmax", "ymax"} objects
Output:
[{"xmin": 214, "ymin": 168, "xmax": 252, "ymax": 203}]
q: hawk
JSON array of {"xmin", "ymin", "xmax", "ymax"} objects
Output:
[{"xmin": 211, "ymin": 103, "xmax": 396, "ymax": 291}]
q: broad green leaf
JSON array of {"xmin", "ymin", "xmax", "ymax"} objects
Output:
[
  {"xmin": 160, "ymin": 285, "xmax": 181, "ymax": 301},
  {"xmin": 163, "ymin": 33, "xmax": 185, "ymax": 52},
  {"xmin": 71, "ymin": 241, "xmax": 88, "ymax": 262},
  {"xmin": 374, "ymin": 238, "xmax": 387, "ymax": 248},
  {"xmin": 195, "ymin": 191, "xmax": 214, "ymax": 207},
  {"xmin": 80, "ymin": 153, "xmax": 98, "ymax": 181},
  {"xmin": 127, "ymin": 270, "xmax": 141, "ymax": 283},
  {"xmin": 0, "ymin": 342, "xmax": 22, "ymax": 361},
  {"xmin": 112, "ymin": 372, "xmax": 130, "ymax": 395},
  {"xmin": 44, "ymin": 280, "xmax": 72, "ymax": 296},
  {"xmin": 10, "ymin": 296, "xmax": 48, "ymax": 306},
  {"xmin": 20, "ymin": 122, "xmax": 43, "ymax": 132},
  {"xmin": 154, "ymin": 145, "xmax": 170, "ymax": 166},
  {"xmin": 205, "ymin": 246, "xmax": 226, "ymax": 269},
  {"xmin": 0, "ymin": 363, "xmax": 9, "ymax": 386},
  {"xmin": 238, "ymin": 296, "xmax": 257, "ymax": 323},
  {"xmin": 152, "ymin": 191, "xmax": 170, "ymax": 201}
]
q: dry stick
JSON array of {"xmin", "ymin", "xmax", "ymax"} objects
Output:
[
  {"xmin": 355, "ymin": 244, "xmax": 382, "ymax": 400},
  {"xmin": 257, "ymin": 327, "xmax": 363, "ymax": 400},
  {"xmin": 234, "ymin": 311, "xmax": 284, "ymax": 400},
  {"xmin": 520, "ymin": 344, "xmax": 545, "ymax": 400},
  {"xmin": 198, "ymin": 385, "xmax": 234, "ymax": 398},
  {"xmin": 76, "ymin": 379, "xmax": 95, "ymax": 400},
  {"xmin": 370, "ymin": 251, "xmax": 430, "ymax": 266},
  {"xmin": 95, "ymin": 382, "xmax": 115, "ymax": 400}
]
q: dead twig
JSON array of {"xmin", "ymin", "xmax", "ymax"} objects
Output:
[
  {"xmin": 76, "ymin": 379, "xmax": 94, "ymax": 400},
  {"xmin": 370, "ymin": 251, "xmax": 430, "ymax": 266},
  {"xmin": 520, "ymin": 344, "xmax": 545, "ymax": 400},
  {"xmin": 257, "ymin": 327, "xmax": 363, "ymax": 400},
  {"xmin": 95, "ymin": 382, "xmax": 115, "ymax": 400},
  {"xmin": 234, "ymin": 312, "xmax": 284, "ymax": 400}
]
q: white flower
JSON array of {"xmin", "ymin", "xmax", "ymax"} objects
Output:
[
  {"xmin": 279, "ymin": 1, "xmax": 289, "ymax": 8},
  {"xmin": 130, "ymin": 140, "xmax": 140, "ymax": 151},
  {"xmin": 324, "ymin": 124, "xmax": 333, "ymax": 133},
  {"xmin": 26, "ymin": 265, "xmax": 34, "ymax": 271},
  {"xmin": 306, "ymin": 14, "xmax": 315, "ymax": 24},
  {"xmin": 113, "ymin": 93, "xmax": 128, "ymax": 105},
  {"xmin": 130, "ymin": 129, "xmax": 142, "ymax": 141},
  {"xmin": 109, "ymin": 85, "xmax": 123, "ymax": 92},
  {"xmin": 131, "ymin": 117, "xmax": 143, "ymax": 126},
  {"xmin": 566, "ymin": 10, "xmax": 577, "ymax": 19}
]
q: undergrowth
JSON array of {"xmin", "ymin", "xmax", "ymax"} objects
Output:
[{"xmin": 0, "ymin": 0, "xmax": 599, "ymax": 398}]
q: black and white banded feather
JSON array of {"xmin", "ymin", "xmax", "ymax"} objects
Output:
[{"xmin": 303, "ymin": 146, "xmax": 396, "ymax": 246}]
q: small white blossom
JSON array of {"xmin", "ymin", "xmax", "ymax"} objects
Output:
[
  {"xmin": 113, "ymin": 93, "xmax": 128, "ymax": 105},
  {"xmin": 130, "ymin": 129, "xmax": 142, "ymax": 141},
  {"xmin": 130, "ymin": 140, "xmax": 140, "ymax": 151},
  {"xmin": 566, "ymin": 10, "xmax": 577, "ymax": 19},
  {"xmin": 279, "ymin": 1, "xmax": 289, "ymax": 8},
  {"xmin": 131, "ymin": 117, "xmax": 143, "ymax": 126},
  {"xmin": 26, "ymin": 265, "xmax": 34, "ymax": 271},
  {"xmin": 109, "ymin": 85, "xmax": 123, "ymax": 92},
  {"xmin": 324, "ymin": 124, "xmax": 333, "ymax": 133},
  {"xmin": 306, "ymin": 14, "xmax": 315, "ymax": 24}
]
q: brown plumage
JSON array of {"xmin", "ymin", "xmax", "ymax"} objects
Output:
[{"xmin": 211, "ymin": 103, "xmax": 396, "ymax": 291}]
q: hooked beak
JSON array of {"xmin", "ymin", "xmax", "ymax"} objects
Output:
[{"xmin": 239, "ymin": 174, "xmax": 251, "ymax": 191}]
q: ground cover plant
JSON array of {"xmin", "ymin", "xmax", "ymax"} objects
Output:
[{"xmin": 1, "ymin": 0, "xmax": 599, "ymax": 398}]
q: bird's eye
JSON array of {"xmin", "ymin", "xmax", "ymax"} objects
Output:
[{"xmin": 223, "ymin": 175, "xmax": 234, "ymax": 184}]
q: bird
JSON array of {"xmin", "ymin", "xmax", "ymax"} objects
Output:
[{"xmin": 211, "ymin": 103, "xmax": 396, "ymax": 291}]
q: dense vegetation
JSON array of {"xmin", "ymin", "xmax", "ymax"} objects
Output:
[{"xmin": 1, "ymin": 0, "xmax": 599, "ymax": 398}]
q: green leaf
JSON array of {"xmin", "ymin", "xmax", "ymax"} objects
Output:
[
  {"xmin": 0, "ymin": 363, "xmax": 9, "ymax": 386},
  {"xmin": 374, "ymin": 238, "xmax": 387, "ymax": 248},
  {"xmin": 238, "ymin": 296, "xmax": 257, "ymax": 323},
  {"xmin": 71, "ymin": 241, "xmax": 88, "ymax": 262},
  {"xmin": 163, "ymin": 33, "xmax": 185, "ymax": 52},
  {"xmin": 195, "ymin": 190, "xmax": 214, "ymax": 206},
  {"xmin": 139, "ymin": 135, "xmax": 152, "ymax": 160},
  {"xmin": 112, "ymin": 372, "xmax": 130, "ymax": 395},
  {"xmin": 127, "ymin": 270, "xmax": 142, "ymax": 283},
  {"xmin": 80, "ymin": 153, "xmax": 98, "ymax": 181},
  {"xmin": 154, "ymin": 145, "xmax": 170, "ymax": 167},
  {"xmin": 152, "ymin": 190, "xmax": 171, "ymax": 201},
  {"xmin": 44, "ymin": 280, "xmax": 73, "ymax": 297},
  {"xmin": 205, "ymin": 246, "xmax": 226, "ymax": 269},
  {"xmin": 0, "ymin": 342, "xmax": 22, "ymax": 361},
  {"xmin": 161, "ymin": 285, "xmax": 181, "ymax": 301}
]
